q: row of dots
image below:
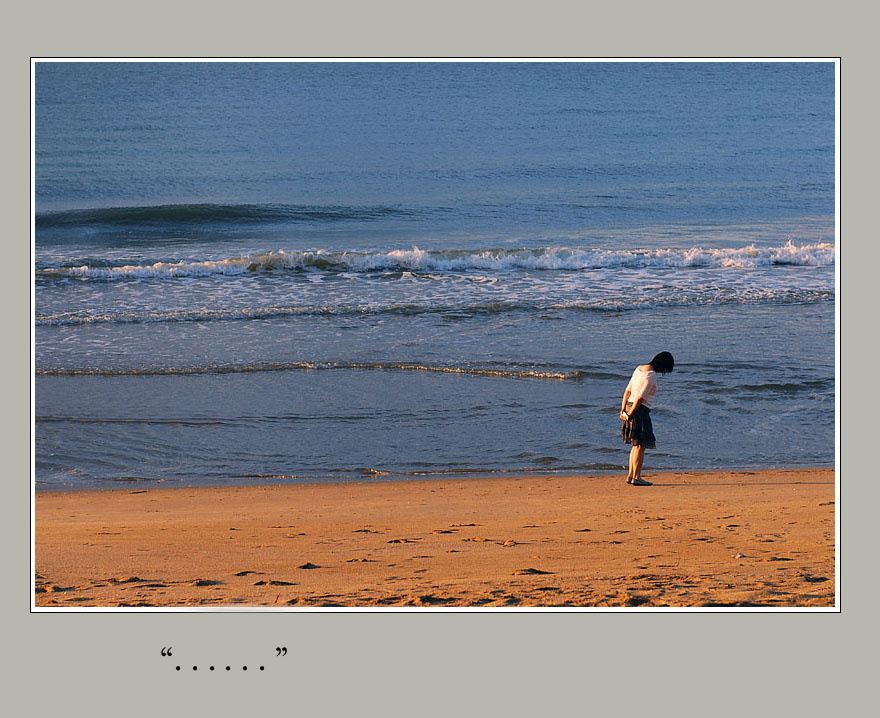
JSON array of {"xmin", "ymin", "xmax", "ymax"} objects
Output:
[{"xmin": 177, "ymin": 666, "xmax": 264, "ymax": 671}]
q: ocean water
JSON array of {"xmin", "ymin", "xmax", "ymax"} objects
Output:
[{"xmin": 34, "ymin": 62, "xmax": 836, "ymax": 490}]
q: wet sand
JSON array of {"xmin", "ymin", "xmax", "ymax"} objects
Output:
[{"xmin": 34, "ymin": 468, "xmax": 835, "ymax": 608}]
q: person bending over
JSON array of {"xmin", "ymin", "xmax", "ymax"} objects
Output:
[{"xmin": 620, "ymin": 351, "xmax": 675, "ymax": 486}]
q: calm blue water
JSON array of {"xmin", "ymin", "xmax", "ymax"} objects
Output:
[{"xmin": 34, "ymin": 62, "xmax": 836, "ymax": 490}]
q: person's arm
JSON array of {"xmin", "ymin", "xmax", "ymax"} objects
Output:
[
  {"xmin": 621, "ymin": 393, "xmax": 642, "ymax": 420},
  {"xmin": 620, "ymin": 389, "xmax": 637, "ymax": 420},
  {"xmin": 621, "ymin": 369, "xmax": 648, "ymax": 420}
]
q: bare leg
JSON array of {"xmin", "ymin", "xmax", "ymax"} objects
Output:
[
  {"xmin": 628, "ymin": 445, "xmax": 638, "ymax": 479},
  {"xmin": 632, "ymin": 445, "xmax": 645, "ymax": 480}
]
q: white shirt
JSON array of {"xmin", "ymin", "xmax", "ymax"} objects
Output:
[{"xmin": 625, "ymin": 366, "xmax": 658, "ymax": 409}]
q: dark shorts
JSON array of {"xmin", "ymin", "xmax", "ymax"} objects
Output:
[{"xmin": 621, "ymin": 403, "xmax": 656, "ymax": 448}]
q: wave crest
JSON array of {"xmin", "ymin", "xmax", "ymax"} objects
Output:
[
  {"xmin": 35, "ymin": 203, "xmax": 412, "ymax": 228},
  {"xmin": 35, "ymin": 361, "xmax": 584, "ymax": 381},
  {"xmin": 37, "ymin": 241, "xmax": 835, "ymax": 280}
]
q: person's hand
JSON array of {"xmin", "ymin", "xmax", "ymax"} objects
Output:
[{"xmin": 620, "ymin": 410, "xmax": 628, "ymax": 421}]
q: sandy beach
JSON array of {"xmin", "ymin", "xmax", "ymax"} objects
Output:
[{"xmin": 34, "ymin": 468, "xmax": 835, "ymax": 608}]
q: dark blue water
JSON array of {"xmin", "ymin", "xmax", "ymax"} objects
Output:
[{"xmin": 34, "ymin": 62, "xmax": 836, "ymax": 489}]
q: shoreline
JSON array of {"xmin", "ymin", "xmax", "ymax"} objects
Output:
[
  {"xmin": 35, "ymin": 468, "xmax": 836, "ymax": 608},
  {"xmin": 33, "ymin": 463, "xmax": 836, "ymax": 494}
]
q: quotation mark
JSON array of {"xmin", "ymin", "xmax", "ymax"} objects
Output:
[
  {"xmin": 161, "ymin": 647, "xmax": 173, "ymax": 656},
  {"xmin": 276, "ymin": 647, "xmax": 287, "ymax": 656}
]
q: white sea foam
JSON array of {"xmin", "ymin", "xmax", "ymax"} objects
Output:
[
  {"xmin": 36, "ymin": 241, "xmax": 835, "ymax": 280},
  {"xmin": 35, "ymin": 285, "xmax": 834, "ymax": 326}
]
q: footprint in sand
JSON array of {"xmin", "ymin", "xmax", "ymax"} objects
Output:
[
  {"xmin": 234, "ymin": 570, "xmax": 263, "ymax": 576},
  {"xmin": 347, "ymin": 558, "xmax": 377, "ymax": 563},
  {"xmin": 387, "ymin": 538, "xmax": 420, "ymax": 544},
  {"xmin": 409, "ymin": 594, "xmax": 454, "ymax": 606},
  {"xmin": 512, "ymin": 568, "xmax": 553, "ymax": 575},
  {"xmin": 192, "ymin": 579, "xmax": 223, "ymax": 586},
  {"xmin": 451, "ymin": 523, "xmax": 478, "ymax": 527},
  {"xmin": 298, "ymin": 562, "xmax": 321, "ymax": 569}
]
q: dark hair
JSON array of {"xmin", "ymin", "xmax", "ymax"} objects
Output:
[{"xmin": 649, "ymin": 351, "xmax": 675, "ymax": 374}]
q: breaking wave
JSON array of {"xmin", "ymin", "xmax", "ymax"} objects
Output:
[{"xmin": 36, "ymin": 241, "xmax": 835, "ymax": 280}]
